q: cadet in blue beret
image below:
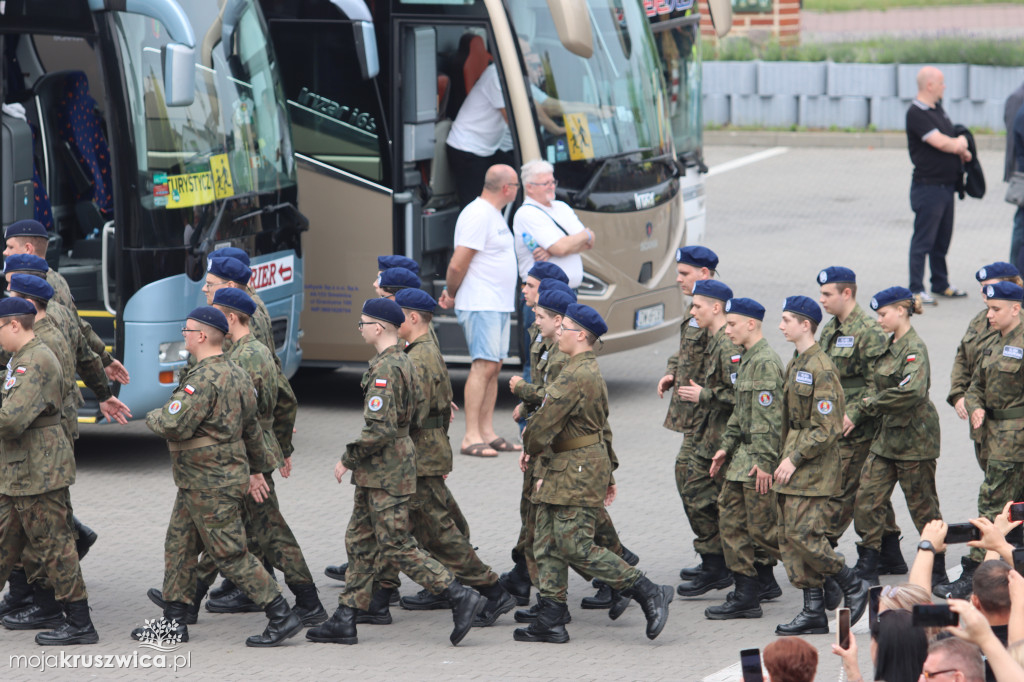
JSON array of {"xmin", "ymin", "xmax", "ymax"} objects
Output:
[
  {"xmin": 394, "ymin": 288, "xmax": 437, "ymax": 314},
  {"xmin": 520, "ymin": 264, "xmax": 570, "ymax": 390},
  {"xmin": 816, "ymin": 266, "xmax": 856, "ymax": 286},
  {"xmin": 536, "ymin": 290, "xmax": 575, "ymax": 317},
  {"xmin": 984, "ymin": 280, "xmax": 1024, "ymax": 301},
  {"xmin": 537, "ymin": 278, "xmax": 576, "ymax": 300},
  {"xmin": 676, "ymin": 245, "xmax": 719, "ymax": 271},
  {"xmin": 4, "ymin": 219, "xmax": 48, "ymax": 240},
  {"xmin": 377, "ymin": 255, "xmax": 420, "ymax": 275},
  {"xmin": 724, "ymin": 297, "xmax": 765, "ymax": 321},
  {"xmin": 783, "ymin": 296, "xmax": 823, "ymax": 326},
  {"xmin": 564, "ymin": 303, "xmax": 607, "ymax": 340},
  {"xmin": 8, "ymin": 273, "xmax": 54, "ymax": 302},
  {"xmin": 207, "ymin": 257, "xmax": 252, "ymax": 287},
  {"xmin": 0, "ymin": 296, "xmax": 39, "ymax": 317},
  {"xmin": 4, "ymin": 253, "xmax": 49, "ymax": 274},
  {"xmin": 213, "ymin": 287, "xmax": 257, "ymax": 317},
  {"xmin": 188, "ymin": 306, "xmax": 229, "ymax": 334},
  {"xmin": 527, "ymin": 262, "xmax": 568, "ymax": 286},
  {"xmin": 210, "ymin": 247, "xmax": 251, "ymax": 267},
  {"xmin": 868, "ymin": 287, "xmax": 914, "ymax": 312},
  {"xmin": 378, "ymin": 267, "xmax": 421, "ymax": 295},
  {"xmin": 691, "ymin": 279, "xmax": 733, "ymax": 303},
  {"xmin": 976, "ymin": 262, "xmax": 1019, "ymax": 282},
  {"xmin": 361, "ymin": 297, "xmax": 404, "ymax": 328}
]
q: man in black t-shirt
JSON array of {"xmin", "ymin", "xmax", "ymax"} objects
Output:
[{"xmin": 906, "ymin": 66, "xmax": 973, "ymax": 305}]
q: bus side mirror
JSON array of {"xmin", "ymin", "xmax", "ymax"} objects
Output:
[
  {"xmin": 352, "ymin": 21, "xmax": 380, "ymax": 80},
  {"xmin": 547, "ymin": 0, "xmax": 593, "ymax": 58},
  {"xmin": 162, "ymin": 43, "xmax": 196, "ymax": 107},
  {"xmin": 707, "ymin": 0, "xmax": 734, "ymax": 38}
]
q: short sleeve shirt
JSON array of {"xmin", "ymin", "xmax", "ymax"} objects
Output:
[
  {"xmin": 446, "ymin": 64, "xmax": 508, "ymax": 157},
  {"xmin": 512, "ymin": 197, "xmax": 586, "ymax": 288},
  {"xmin": 453, "ymin": 198, "xmax": 518, "ymax": 312},
  {"xmin": 906, "ymin": 99, "xmax": 962, "ymax": 185}
]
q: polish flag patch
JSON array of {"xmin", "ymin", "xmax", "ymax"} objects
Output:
[
  {"xmin": 375, "ymin": 378, "xmax": 388, "ymax": 388},
  {"xmin": 183, "ymin": 385, "xmax": 196, "ymax": 395},
  {"xmin": 730, "ymin": 354, "xmax": 741, "ymax": 363},
  {"xmin": 906, "ymin": 355, "xmax": 917, "ymax": 363},
  {"xmin": 14, "ymin": 367, "xmax": 26, "ymax": 374}
]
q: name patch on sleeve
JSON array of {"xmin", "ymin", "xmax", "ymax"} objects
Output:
[
  {"xmin": 796, "ymin": 371, "xmax": 813, "ymax": 385},
  {"xmin": 730, "ymin": 372, "xmax": 737, "ymax": 384},
  {"xmin": 899, "ymin": 375, "xmax": 911, "ymax": 387},
  {"xmin": 1004, "ymin": 346, "xmax": 1024, "ymax": 359},
  {"xmin": 835, "ymin": 336, "xmax": 854, "ymax": 348}
]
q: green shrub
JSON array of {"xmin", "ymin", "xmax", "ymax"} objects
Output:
[{"xmin": 710, "ymin": 36, "xmax": 1024, "ymax": 66}]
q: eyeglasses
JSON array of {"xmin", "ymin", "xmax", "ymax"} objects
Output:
[
  {"xmin": 920, "ymin": 670, "xmax": 958, "ymax": 679},
  {"xmin": 181, "ymin": 328, "xmax": 202, "ymax": 334},
  {"xmin": 0, "ymin": 322, "xmax": 11, "ymax": 332},
  {"xmin": 505, "ymin": 182, "xmax": 520, "ymax": 189},
  {"xmin": 357, "ymin": 321, "xmax": 383, "ymax": 330},
  {"xmin": 559, "ymin": 324, "xmax": 582, "ymax": 333},
  {"xmin": 528, "ymin": 180, "xmax": 558, "ymax": 188}
]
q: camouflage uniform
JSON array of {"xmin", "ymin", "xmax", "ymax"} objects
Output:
[
  {"xmin": 248, "ymin": 289, "xmax": 299, "ymax": 463},
  {"xmin": 146, "ymin": 354, "xmax": 280, "ymax": 608},
  {"xmin": 338, "ymin": 343, "xmax": 453, "ymax": 611},
  {"xmin": 818, "ymin": 304, "xmax": 899, "ymax": 543},
  {"xmin": 46, "ymin": 269, "xmax": 113, "ymax": 367},
  {"xmin": 717, "ymin": 338, "xmax": 784, "ymax": 577},
  {"xmin": 850, "ymin": 327, "xmax": 941, "ymax": 552},
  {"xmin": 664, "ymin": 306, "xmax": 709, "ymax": 504},
  {"xmin": 527, "ymin": 351, "xmax": 640, "ymax": 603},
  {"xmin": 0, "ymin": 337, "xmax": 86, "ymax": 603},
  {"xmin": 774, "ymin": 343, "xmax": 845, "ymax": 589},
  {"xmin": 46, "ymin": 301, "xmax": 112, "ymax": 440}
]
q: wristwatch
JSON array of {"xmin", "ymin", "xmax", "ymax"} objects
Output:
[{"xmin": 917, "ymin": 540, "xmax": 937, "ymax": 553}]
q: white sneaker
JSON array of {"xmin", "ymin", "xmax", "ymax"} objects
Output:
[{"xmin": 915, "ymin": 291, "xmax": 937, "ymax": 306}]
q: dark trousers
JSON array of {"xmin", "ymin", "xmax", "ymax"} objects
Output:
[
  {"xmin": 446, "ymin": 144, "xmax": 514, "ymax": 209},
  {"xmin": 908, "ymin": 182, "xmax": 955, "ymax": 294},
  {"xmin": 1011, "ymin": 205, "xmax": 1024, "ymax": 274}
]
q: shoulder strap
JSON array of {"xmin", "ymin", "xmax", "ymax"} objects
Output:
[{"xmin": 521, "ymin": 203, "xmax": 570, "ymax": 237}]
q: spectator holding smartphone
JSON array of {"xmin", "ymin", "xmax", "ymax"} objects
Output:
[
  {"xmin": 943, "ymin": 599, "xmax": 1024, "ymax": 682},
  {"xmin": 832, "ymin": 608, "xmax": 927, "ymax": 682}
]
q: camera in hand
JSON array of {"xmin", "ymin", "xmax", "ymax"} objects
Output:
[
  {"xmin": 945, "ymin": 522, "xmax": 981, "ymax": 544},
  {"xmin": 912, "ymin": 604, "xmax": 958, "ymax": 627}
]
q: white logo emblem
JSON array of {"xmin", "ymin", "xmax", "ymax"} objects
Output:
[
  {"xmin": 987, "ymin": 285, "xmax": 995, "ymax": 298},
  {"xmin": 978, "ymin": 267, "xmax": 987, "ymax": 280},
  {"xmin": 818, "ymin": 271, "xmax": 828, "ymax": 284},
  {"xmin": 135, "ymin": 617, "xmax": 185, "ymax": 652},
  {"xmin": 168, "ymin": 400, "xmax": 182, "ymax": 414},
  {"xmin": 368, "ymin": 396, "xmax": 384, "ymax": 412}
]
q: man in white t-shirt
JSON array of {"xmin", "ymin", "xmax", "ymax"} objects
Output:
[{"xmin": 439, "ymin": 165, "xmax": 522, "ymax": 458}]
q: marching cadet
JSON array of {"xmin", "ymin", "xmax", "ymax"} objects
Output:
[
  {"xmin": 307, "ymin": 299, "xmax": 484, "ymax": 647},
  {"xmin": 378, "ymin": 267, "xmax": 422, "ymax": 298},
  {"xmin": 514, "ymin": 304, "xmax": 672, "ymax": 644},
  {"xmin": 373, "ymin": 254, "xmax": 421, "ymax": 297},
  {"xmin": 134, "ymin": 306, "xmax": 303, "ymax": 648},
  {"xmin": 0, "ymin": 297, "xmax": 99, "ymax": 645},
  {"xmin": 705, "ymin": 297, "xmax": 784, "ymax": 620},
  {"xmin": 657, "ymin": 246, "xmax": 718, "ymax": 582},
  {"xmin": 774, "ymin": 296, "xmax": 868, "ymax": 636},
  {"xmin": 848, "ymin": 288, "xmax": 942, "ymax": 588}
]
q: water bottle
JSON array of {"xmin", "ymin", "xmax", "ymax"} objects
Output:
[{"xmin": 522, "ymin": 232, "xmax": 538, "ymax": 250}]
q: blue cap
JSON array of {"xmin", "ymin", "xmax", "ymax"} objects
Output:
[
  {"xmin": 985, "ymin": 281, "xmax": 1024, "ymax": 301},
  {"xmin": 565, "ymin": 303, "xmax": 608, "ymax": 338},
  {"xmin": 977, "ymin": 262, "xmax": 1019, "ymax": 282},
  {"xmin": 213, "ymin": 288, "xmax": 257, "ymax": 317},
  {"xmin": 377, "ymin": 255, "xmax": 420, "ymax": 274},
  {"xmin": 869, "ymin": 287, "xmax": 914, "ymax": 311},
  {"xmin": 817, "ymin": 266, "xmax": 856, "ymax": 285},
  {"xmin": 209, "ymin": 247, "xmax": 250, "ymax": 267},
  {"xmin": 527, "ymin": 261, "xmax": 568, "ymax": 285},
  {"xmin": 675, "ymin": 245, "xmax": 719, "ymax": 270},
  {"xmin": 692, "ymin": 279, "xmax": 733, "ymax": 302},
  {"xmin": 0, "ymin": 297, "xmax": 38, "ymax": 317},
  {"xmin": 362, "ymin": 298, "xmax": 404, "ymax": 326},
  {"xmin": 187, "ymin": 306, "xmax": 229, "ymax": 334},
  {"xmin": 724, "ymin": 297, "xmax": 765, "ymax": 321},
  {"xmin": 783, "ymin": 295, "xmax": 822, "ymax": 324},
  {"xmin": 8, "ymin": 273, "xmax": 53, "ymax": 302},
  {"xmin": 537, "ymin": 289, "xmax": 575, "ymax": 316},
  {"xmin": 4, "ymin": 254, "xmax": 48, "ymax": 274},
  {"xmin": 379, "ymin": 267, "xmax": 421, "ymax": 291},
  {"xmin": 394, "ymin": 288, "xmax": 437, "ymax": 313},
  {"xmin": 209, "ymin": 257, "xmax": 251, "ymax": 285},
  {"xmin": 538, "ymin": 279, "xmax": 576, "ymax": 300},
  {"xmin": 4, "ymin": 219, "xmax": 48, "ymax": 240}
]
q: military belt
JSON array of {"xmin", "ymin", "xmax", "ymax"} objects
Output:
[
  {"xmin": 987, "ymin": 406, "xmax": 1024, "ymax": 420},
  {"xmin": 789, "ymin": 419, "xmax": 813, "ymax": 429},
  {"xmin": 552, "ymin": 432, "xmax": 601, "ymax": 453},
  {"xmin": 396, "ymin": 426, "xmax": 410, "ymax": 438},
  {"xmin": 421, "ymin": 415, "xmax": 445, "ymax": 430},
  {"xmin": 840, "ymin": 376, "xmax": 867, "ymax": 389},
  {"xmin": 167, "ymin": 435, "xmax": 222, "ymax": 452},
  {"xmin": 27, "ymin": 413, "xmax": 61, "ymax": 429}
]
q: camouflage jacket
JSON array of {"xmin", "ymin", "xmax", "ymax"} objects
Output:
[
  {"xmin": 775, "ymin": 343, "xmax": 843, "ymax": 498},
  {"xmin": 719, "ymin": 338, "xmax": 785, "ymax": 483},
  {"xmin": 227, "ymin": 333, "xmax": 284, "ymax": 472},
  {"xmin": 32, "ymin": 316, "xmax": 76, "ymax": 442},
  {"xmin": 405, "ymin": 333, "xmax": 454, "ymax": 477},
  {"xmin": 513, "ymin": 334, "xmax": 568, "ymax": 419},
  {"xmin": 146, "ymin": 353, "xmax": 267, "ymax": 490},
  {"xmin": 342, "ymin": 343, "xmax": 417, "ymax": 496},
  {"xmin": 47, "ymin": 301, "xmax": 111, "ymax": 402},
  {"xmin": 966, "ymin": 321, "xmax": 1024, "ymax": 462},
  {"xmin": 949, "ymin": 308, "xmax": 1012, "ymax": 444},
  {"xmin": 525, "ymin": 351, "xmax": 618, "ymax": 508},
  {"xmin": 663, "ymin": 304, "xmax": 709, "ymax": 433},
  {"xmin": 47, "ymin": 269, "xmax": 112, "ymax": 367},
  {"xmin": 855, "ymin": 327, "xmax": 940, "ymax": 462},
  {"xmin": 818, "ymin": 303, "xmax": 888, "ymax": 443},
  {"xmin": 694, "ymin": 326, "xmax": 744, "ymax": 458},
  {"xmin": 0, "ymin": 337, "xmax": 74, "ymax": 496},
  {"xmin": 248, "ymin": 289, "xmax": 297, "ymax": 457}
]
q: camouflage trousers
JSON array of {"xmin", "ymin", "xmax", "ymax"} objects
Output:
[
  {"xmin": 533, "ymin": 503, "xmax": 641, "ymax": 604},
  {"xmin": 22, "ymin": 489, "xmax": 78, "ymax": 586},
  {"xmin": 681, "ymin": 450, "xmax": 723, "ymax": 555},
  {"xmin": 674, "ymin": 432, "xmax": 696, "ymax": 502},
  {"xmin": 973, "ymin": 440, "xmax": 987, "ymax": 474},
  {"xmin": 196, "ymin": 471, "xmax": 313, "ymax": 589},
  {"xmin": 0, "ymin": 488, "xmax": 86, "ymax": 602},
  {"xmin": 339, "ymin": 485, "xmax": 453, "ymax": 611},
  {"xmin": 718, "ymin": 481, "xmax": 781, "ymax": 578},
  {"xmin": 825, "ymin": 439, "xmax": 900, "ymax": 545},
  {"xmin": 777, "ymin": 493, "xmax": 844, "ymax": 589},
  {"xmin": 162, "ymin": 485, "xmax": 280, "ymax": 607},
  {"xmin": 970, "ymin": 459, "xmax": 1024, "ymax": 562},
  {"xmin": 854, "ymin": 455, "xmax": 941, "ymax": 552}
]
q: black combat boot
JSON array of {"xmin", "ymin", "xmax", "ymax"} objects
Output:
[
  {"xmin": 625, "ymin": 575, "xmax": 673, "ymax": 640},
  {"xmin": 853, "ymin": 545, "xmax": 881, "ymax": 586},
  {"xmin": 934, "ymin": 557, "xmax": 979, "ymax": 600},
  {"xmin": 0, "ymin": 568, "xmax": 32, "ymax": 618},
  {"xmin": 512, "ymin": 597, "xmax": 571, "ymax": 643},
  {"xmin": 514, "ymin": 594, "xmax": 572, "ymax": 624},
  {"xmin": 208, "ymin": 578, "xmax": 236, "ymax": 600},
  {"xmin": 246, "ymin": 595, "xmax": 303, "ymax": 647},
  {"xmin": 878, "ymin": 533, "xmax": 909, "ymax": 575},
  {"xmin": 932, "ymin": 552, "xmax": 949, "ymax": 590},
  {"xmin": 705, "ymin": 573, "xmax": 762, "ymax": 620},
  {"xmin": 132, "ymin": 601, "xmax": 189, "ymax": 644},
  {"xmin": 473, "ymin": 582, "xmax": 517, "ymax": 627},
  {"xmin": 756, "ymin": 564, "xmax": 783, "ymax": 602},
  {"xmin": 323, "ymin": 562, "xmax": 347, "ymax": 582},
  {"xmin": 206, "ymin": 586, "xmax": 262, "ymax": 613},
  {"xmin": 497, "ymin": 551, "xmax": 532, "ymax": 606},
  {"xmin": 620, "ymin": 545, "xmax": 640, "ymax": 566},
  {"xmin": 36, "ymin": 600, "xmax": 99, "ymax": 646},
  {"xmin": 73, "ymin": 517, "xmax": 98, "ymax": 560},
  {"xmin": 306, "ymin": 605, "xmax": 357, "ymax": 644},
  {"xmin": 581, "ymin": 580, "xmax": 615, "ymax": 609},
  {"xmin": 442, "ymin": 581, "xmax": 485, "ymax": 646},
  {"xmin": 289, "ymin": 583, "xmax": 328, "ymax": 626},
  {"xmin": 147, "ymin": 580, "xmax": 208, "ymax": 624},
  {"xmin": 775, "ymin": 588, "xmax": 828, "ymax": 636},
  {"xmin": 2, "ymin": 584, "xmax": 65, "ymax": 630},
  {"xmin": 832, "ymin": 565, "xmax": 869, "ymax": 625},
  {"xmin": 680, "ymin": 561, "xmax": 703, "ymax": 580},
  {"xmin": 676, "ymin": 553, "xmax": 733, "ymax": 597},
  {"xmin": 354, "ymin": 587, "xmax": 395, "ymax": 625},
  {"xmin": 823, "ymin": 576, "xmax": 843, "ymax": 611},
  {"xmin": 400, "ymin": 587, "xmax": 450, "ymax": 610}
]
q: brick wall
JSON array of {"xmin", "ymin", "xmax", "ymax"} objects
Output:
[{"xmin": 701, "ymin": 0, "xmax": 801, "ymax": 46}]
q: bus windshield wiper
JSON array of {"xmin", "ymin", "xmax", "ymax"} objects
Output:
[{"xmin": 571, "ymin": 148, "xmax": 675, "ymax": 209}]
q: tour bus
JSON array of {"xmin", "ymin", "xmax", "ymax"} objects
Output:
[
  {"xmin": 647, "ymin": 0, "xmax": 732, "ymax": 245},
  {"xmin": 0, "ymin": 0, "xmax": 305, "ymax": 421},
  {"xmin": 261, "ymin": 0, "xmax": 687, "ymax": 364}
]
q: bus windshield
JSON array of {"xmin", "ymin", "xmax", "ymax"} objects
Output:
[{"xmin": 649, "ymin": 10, "xmax": 702, "ymax": 167}]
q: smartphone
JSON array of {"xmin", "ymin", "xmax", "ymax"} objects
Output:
[
  {"xmin": 838, "ymin": 607, "xmax": 851, "ymax": 649},
  {"xmin": 1009, "ymin": 524, "xmax": 1024, "ymax": 547},
  {"xmin": 946, "ymin": 522, "xmax": 981, "ymax": 544},
  {"xmin": 868, "ymin": 585, "xmax": 882, "ymax": 629},
  {"xmin": 740, "ymin": 648, "xmax": 764, "ymax": 682},
  {"xmin": 912, "ymin": 604, "xmax": 959, "ymax": 627},
  {"xmin": 1011, "ymin": 502, "xmax": 1024, "ymax": 522},
  {"xmin": 1013, "ymin": 548, "xmax": 1024, "ymax": 576}
]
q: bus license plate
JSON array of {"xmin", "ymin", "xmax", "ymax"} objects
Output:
[{"xmin": 634, "ymin": 304, "xmax": 664, "ymax": 330}]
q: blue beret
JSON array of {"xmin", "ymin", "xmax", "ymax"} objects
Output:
[
  {"xmin": 565, "ymin": 303, "xmax": 607, "ymax": 338},
  {"xmin": 8, "ymin": 273, "xmax": 53, "ymax": 302},
  {"xmin": 209, "ymin": 257, "xmax": 251, "ymax": 285},
  {"xmin": 783, "ymin": 295, "xmax": 822, "ymax": 324},
  {"xmin": 0, "ymin": 296, "xmax": 38, "ymax": 317},
  {"xmin": 209, "ymin": 247, "xmax": 250, "ymax": 267},
  {"xmin": 724, "ymin": 297, "xmax": 765, "ymax": 321},
  {"xmin": 377, "ymin": 255, "xmax": 420, "ymax": 274},
  {"xmin": 379, "ymin": 267, "xmax": 421, "ymax": 291},
  {"xmin": 394, "ymin": 288, "xmax": 437, "ymax": 313},
  {"xmin": 4, "ymin": 219, "xmax": 48, "ymax": 240},
  {"xmin": 4, "ymin": 254, "xmax": 48, "ymax": 274},
  {"xmin": 527, "ymin": 261, "xmax": 568, "ymax": 285},
  {"xmin": 537, "ymin": 289, "xmax": 575, "ymax": 316},
  {"xmin": 538, "ymin": 279, "xmax": 576, "ymax": 300},
  {"xmin": 675, "ymin": 245, "xmax": 719, "ymax": 270},
  {"xmin": 817, "ymin": 266, "xmax": 856, "ymax": 285},
  {"xmin": 362, "ymin": 298, "xmax": 404, "ymax": 326},
  {"xmin": 869, "ymin": 287, "xmax": 914, "ymax": 311},
  {"xmin": 188, "ymin": 305, "xmax": 229, "ymax": 334},
  {"xmin": 977, "ymin": 262, "xmax": 1019, "ymax": 282},
  {"xmin": 213, "ymin": 287, "xmax": 256, "ymax": 317},
  {"xmin": 692, "ymin": 279, "xmax": 733, "ymax": 302},
  {"xmin": 985, "ymin": 281, "xmax": 1024, "ymax": 302}
]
